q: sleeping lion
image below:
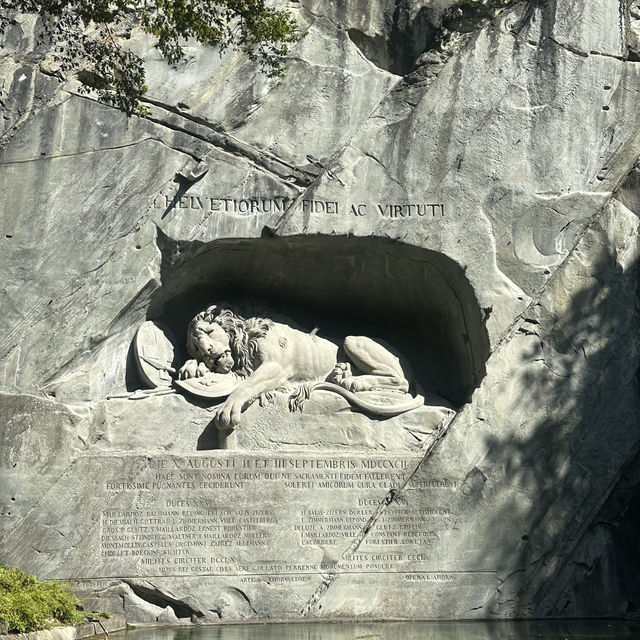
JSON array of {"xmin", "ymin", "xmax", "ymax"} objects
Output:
[{"xmin": 178, "ymin": 304, "xmax": 415, "ymax": 428}]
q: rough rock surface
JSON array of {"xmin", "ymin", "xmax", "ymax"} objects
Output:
[{"xmin": 1, "ymin": 0, "xmax": 640, "ymax": 624}]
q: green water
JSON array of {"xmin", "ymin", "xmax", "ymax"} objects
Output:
[{"xmin": 117, "ymin": 620, "xmax": 640, "ymax": 640}]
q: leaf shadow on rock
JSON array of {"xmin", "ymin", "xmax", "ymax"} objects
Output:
[{"xmin": 464, "ymin": 220, "xmax": 640, "ymax": 617}]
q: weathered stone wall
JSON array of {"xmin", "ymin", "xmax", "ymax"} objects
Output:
[{"xmin": 1, "ymin": 0, "xmax": 640, "ymax": 623}]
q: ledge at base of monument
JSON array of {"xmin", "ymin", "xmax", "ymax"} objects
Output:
[{"xmin": 0, "ymin": 616, "xmax": 126, "ymax": 640}]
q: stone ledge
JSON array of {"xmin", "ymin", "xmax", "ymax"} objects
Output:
[{"xmin": 0, "ymin": 616, "xmax": 126, "ymax": 640}]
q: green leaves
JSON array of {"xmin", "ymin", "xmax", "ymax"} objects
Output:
[
  {"xmin": 82, "ymin": 37, "xmax": 150, "ymax": 115},
  {"xmin": 0, "ymin": 0, "xmax": 299, "ymax": 115},
  {"xmin": 0, "ymin": 565, "xmax": 82, "ymax": 633},
  {"xmin": 234, "ymin": 2, "xmax": 299, "ymax": 77}
]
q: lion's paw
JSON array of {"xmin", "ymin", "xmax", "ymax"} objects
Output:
[
  {"xmin": 178, "ymin": 359, "xmax": 210, "ymax": 379},
  {"xmin": 212, "ymin": 398, "xmax": 243, "ymax": 429},
  {"xmin": 343, "ymin": 377, "xmax": 372, "ymax": 393},
  {"xmin": 329, "ymin": 362, "xmax": 352, "ymax": 384}
]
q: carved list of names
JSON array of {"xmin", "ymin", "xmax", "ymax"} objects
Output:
[{"xmin": 98, "ymin": 454, "xmax": 463, "ymax": 581}]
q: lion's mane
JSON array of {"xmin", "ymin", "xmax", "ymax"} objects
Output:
[{"xmin": 186, "ymin": 304, "xmax": 273, "ymax": 378}]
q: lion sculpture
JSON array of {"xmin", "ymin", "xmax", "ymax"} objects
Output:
[{"xmin": 177, "ymin": 304, "xmax": 423, "ymax": 428}]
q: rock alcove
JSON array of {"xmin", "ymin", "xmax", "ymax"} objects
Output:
[{"xmin": 146, "ymin": 232, "xmax": 490, "ymax": 409}]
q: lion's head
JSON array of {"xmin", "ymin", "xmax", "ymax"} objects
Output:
[{"xmin": 186, "ymin": 304, "xmax": 273, "ymax": 378}]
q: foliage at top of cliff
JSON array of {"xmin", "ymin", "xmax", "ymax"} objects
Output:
[{"xmin": 0, "ymin": 0, "xmax": 299, "ymax": 116}]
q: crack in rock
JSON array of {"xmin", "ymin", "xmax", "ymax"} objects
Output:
[
  {"xmin": 141, "ymin": 99, "xmax": 315, "ymax": 188},
  {"xmin": 300, "ymin": 413, "xmax": 455, "ymax": 616}
]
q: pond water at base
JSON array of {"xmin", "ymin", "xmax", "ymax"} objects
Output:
[{"xmin": 118, "ymin": 620, "xmax": 640, "ymax": 640}]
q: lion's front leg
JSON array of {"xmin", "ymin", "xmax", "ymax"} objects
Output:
[
  {"xmin": 212, "ymin": 361, "xmax": 289, "ymax": 429},
  {"xmin": 211, "ymin": 396, "xmax": 245, "ymax": 429}
]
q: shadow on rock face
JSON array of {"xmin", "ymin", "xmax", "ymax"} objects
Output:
[{"xmin": 454, "ymin": 215, "xmax": 640, "ymax": 617}]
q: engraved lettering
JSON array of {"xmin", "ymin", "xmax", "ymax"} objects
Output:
[{"xmin": 152, "ymin": 194, "xmax": 444, "ymax": 219}]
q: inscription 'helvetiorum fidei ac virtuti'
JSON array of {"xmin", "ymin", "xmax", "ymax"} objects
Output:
[{"xmin": 152, "ymin": 195, "xmax": 446, "ymax": 219}]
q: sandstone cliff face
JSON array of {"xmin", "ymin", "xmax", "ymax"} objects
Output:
[{"xmin": 1, "ymin": 0, "xmax": 640, "ymax": 623}]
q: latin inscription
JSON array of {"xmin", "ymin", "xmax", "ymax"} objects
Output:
[
  {"xmin": 97, "ymin": 454, "xmax": 463, "ymax": 579},
  {"xmin": 152, "ymin": 195, "xmax": 446, "ymax": 219},
  {"xmin": 296, "ymin": 507, "xmax": 455, "ymax": 547}
]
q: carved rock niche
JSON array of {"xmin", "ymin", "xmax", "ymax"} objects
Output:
[{"xmin": 138, "ymin": 233, "xmax": 490, "ymax": 453}]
